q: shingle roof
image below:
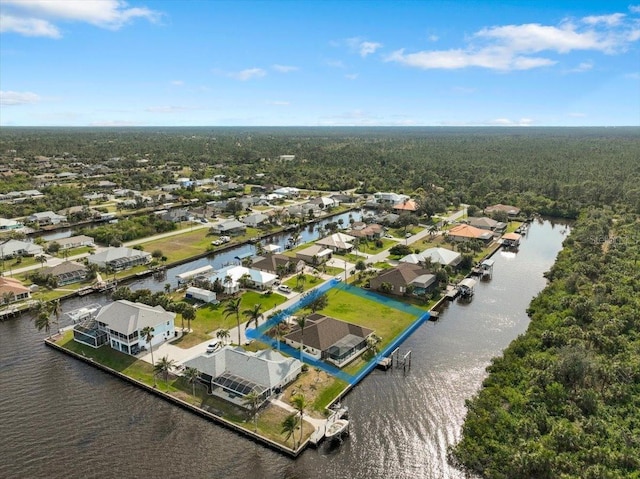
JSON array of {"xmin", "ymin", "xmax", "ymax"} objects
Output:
[
  {"xmin": 284, "ymin": 313, "xmax": 373, "ymax": 351},
  {"xmin": 95, "ymin": 300, "xmax": 175, "ymax": 335}
]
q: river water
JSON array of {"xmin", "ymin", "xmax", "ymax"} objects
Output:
[{"xmin": 0, "ymin": 218, "xmax": 568, "ymax": 479}]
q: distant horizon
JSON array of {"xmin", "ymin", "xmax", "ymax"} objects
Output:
[{"xmin": 1, "ymin": 1, "xmax": 639, "ymax": 128}]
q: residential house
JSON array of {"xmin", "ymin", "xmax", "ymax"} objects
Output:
[
  {"xmin": 273, "ymin": 186, "xmax": 300, "ymax": 197},
  {"xmin": 373, "ymin": 192, "xmax": 410, "ymax": 206},
  {"xmin": 369, "ymin": 263, "xmax": 436, "ymax": 296},
  {"xmin": 27, "ymin": 211, "xmax": 67, "ymax": 226},
  {"xmin": 308, "ymin": 196, "xmax": 336, "ymax": 209},
  {"xmin": 418, "ymin": 247, "xmax": 462, "ymax": 267},
  {"xmin": 208, "ymin": 265, "xmax": 277, "ymax": 293},
  {"xmin": 287, "ymin": 204, "xmax": 320, "ymax": 219},
  {"xmin": 0, "ymin": 277, "xmax": 31, "ymax": 303},
  {"xmin": 75, "ymin": 300, "xmax": 175, "ymax": 354},
  {"xmin": 0, "ymin": 239, "xmax": 44, "ymax": 259},
  {"xmin": 376, "ymin": 212, "xmax": 400, "ymax": 225},
  {"xmin": 484, "ymin": 204, "xmax": 521, "ymax": 217},
  {"xmin": 0, "ymin": 218, "xmax": 24, "ymax": 231},
  {"xmin": 316, "ymin": 232, "xmax": 356, "ymax": 253},
  {"xmin": 183, "ymin": 347, "xmax": 302, "ymax": 407},
  {"xmin": 392, "ymin": 199, "xmax": 418, "ymax": 213},
  {"xmin": 295, "ymin": 245, "xmax": 333, "ymax": 265},
  {"xmin": 162, "ymin": 208, "xmax": 190, "ymax": 223},
  {"xmin": 49, "ymin": 235, "xmax": 94, "ymax": 251},
  {"xmin": 41, "ymin": 261, "xmax": 88, "ymax": 286},
  {"xmin": 252, "ymin": 253, "xmax": 304, "ymax": 275},
  {"xmin": 330, "ymin": 193, "xmax": 357, "ymax": 205},
  {"xmin": 210, "ymin": 219, "xmax": 247, "ymax": 236},
  {"xmin": 467, "ymin": 216, "xmax": 507, "ymax": 233},
  {"xmin": 447, "ymin": 224, "xmax": 494, "ymax": 243},
  {"xmin": 283, "ymin": 313, "xmax": 374, "ymax": 367},
  {"xmin": 242, "ymin": 212, "xmax": 269, "ymax": 228},
  {"xmin": 347, "ymin": 223, "xmax": 384, "ymax": 240},
  {"xmin": 87, "ymin": 247, "xmax": 152, "ymax": 271}
]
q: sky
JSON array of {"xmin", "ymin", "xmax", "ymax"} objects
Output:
[{"xmin": 0, "ymin": 0, "xmax": 639, "ymax": 127}]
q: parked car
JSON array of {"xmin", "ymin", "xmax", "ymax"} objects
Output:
[
  {"xmin": 277, "ymin": 284, "xmax": 292, "ymax": 293},
  {"xmin": 206, "ymin": 341, "xmax": 221, "ymax": 353}
]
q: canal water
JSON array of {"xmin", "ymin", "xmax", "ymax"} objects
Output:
[{"xmin": 0, "ymin": 218, "xmax": 568, "ymax": 479}]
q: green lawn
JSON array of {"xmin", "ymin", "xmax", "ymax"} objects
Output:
[{"xmin": 318, "ymin": 288, "xmax": 420, "ymax": 350}]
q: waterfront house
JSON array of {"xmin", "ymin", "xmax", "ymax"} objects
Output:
[
  {"xmin": 252, "ymin": 253, "xmax": 304, "ymax": 275},
  {"xmin": 283, "ymin": 313, "xmax": 374, "ymax": 367},
  {"xmin": 484, "ymin": 204, "xmax": 521, "ymax": 217},
  {"xmin": 419, "ymin": 247, "xmax": 462, "ymax": 267},
  {"xmin": 27, "ymin": 211, "xmax": 67, "ymax": 226},
  {"xmin": 0, "ymin": 218, "xmax": 24, "ymax": 231},
  {"xmin": 210, "ymin": 219, "xmax": 247, "ymax": 236},
  {"xmin": 87, "ymin": 247, "xmax": 152, "ymax": 271},
  {"xmin": 0, "ymin": 239, "xmax": 44, "ymax": 259},
  {"xmin": 369, "ymin": 263, "xmax": 436, "ymax": 296},
  {"xmin": 209, "ymin": 265, "xmax": 277, "ymax": 293},
  {"xmin": 467, "ymin": 217, "xmax": 507, "ymax": 233},
  {"xmin": 49, "ymin": 235, "xmax": 94, "ymax": 251},
  {"xmin": 308, "ymin": 196, "xmax": 336, "ymax": 209},
  {"xmin": 78, "ymin": 300, "xmax": 176, "ymax": 354},
  {"xmin": 347, "ymin": 223, "xmax": 384, "ymax": 240},
  {"xmin": 0, "ymin": 277, "xmax": 31, "ymax": 303},
  {"xmin": 184, "ymin": 346, "xmax": 303, "ymax": 407},
  {"xmin": 162, "ymin": 208, "xmax": 190, "ymax": 223},
  {"xmin": 41, "ymin": 261, "xmax": 88, "ymax": 286},
  {"xmin": 372, "ymin": 192, "xmax": 410, "ymax": 206},
  {"xmin": 392, "ymin": 199, "xmax": 418, "ymax": 213},
  {"xmin": 242, "ymin": 212, "xmax": 269, "ymax": 228},
  {"xmin": 447, "ymin": 224, "xmax": 494, "ymax": 243},
  {"xmin": 295, "ymin": 244, "xmax": 333, "ymax": 265}
]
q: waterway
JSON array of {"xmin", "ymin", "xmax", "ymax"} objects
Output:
[{"xmin": 0, "ymin": 218, "xmax": 569, "ymax": 479}]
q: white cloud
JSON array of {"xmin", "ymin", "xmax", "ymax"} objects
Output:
[
  {"xmin": 0, "ymin": 90, "xmax": 40, "ymax": 105},
  {"xmin": 569, "ymin": 61, "xmax": 594, "ymax": 72},
  {"xmin": 630, "ymin": 5, "xmax": 640, "ymax": 14},
  {"xmin": 272, "ymin": 64, "xmax": 298, "ymax": 73},
  {"xmin": 345, "ymin": 73, "xmax": 359, "ymax": 80},
  {"xmin": 386, "ymin": 11, "xmax": 639, "ymax": 72},
  {"xmin": 0, "ymin": 0, "xmax": 161, "ymax": 37},
  {"xmin": 582, "ymin": 13, "xmax": 625, "ymax": 26},
  {"xmin": 228, "ymin": 68, "xmax": 266, "ymax": 81},
  {"xmin": 0, "ymin": 15, "xmax": 60, "ymax": 37},
  {"xmin": 428, "ymin": 34, "xmax": 439, "ymax": 42},
  {"xmin": 170, "ymin": 80, "xmax": 184, "ymax": 86},
  {"xmin": 266, "ymin": 100, "xmax": 290, "ymax": 106},
  {"xmin": 346, "ymin": 37, "xmax": 383, "ymax": 57}
]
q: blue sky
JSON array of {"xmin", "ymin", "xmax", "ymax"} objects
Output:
[{"xmin": 1, "ymin": 0, "xmax": 639, "ymax": 126}]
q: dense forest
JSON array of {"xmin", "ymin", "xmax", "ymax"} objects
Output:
[
  {"xmin": 451, "ymin": 208, "xmax": 640, "ymax": 479},
  {"xmin": 1, "ymin": 127, "xmax": 639, "ymax": 218}
]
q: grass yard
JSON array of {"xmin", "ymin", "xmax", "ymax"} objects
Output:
[
  {"xmin": 319, "ymin": 287, "xmax": 420, "ymax": 350},
  {"xmin": 136, "ymin": 229, "xmax": 211, "ymax": 263},
  {"xmin": 356, "ymin": 238, "xmax": 395, "ymax": 254}
]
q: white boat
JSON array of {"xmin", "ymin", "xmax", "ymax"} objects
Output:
[{"xmin": 325, "ymin": 419, "xmax": 349, "ymax": 440}]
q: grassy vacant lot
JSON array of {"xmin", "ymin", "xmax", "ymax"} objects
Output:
[
  {"xmin": 319, "ymin": 287, "xmax": 421, "ymax": 351},
  {"xmin": 136, "ymin": 229, "xmax": 212, "ymax": 263}
]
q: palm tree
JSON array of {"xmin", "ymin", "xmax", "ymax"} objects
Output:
[
  {"xmin": 243, "ymin": 303, "xmax": 263, "ymax": 331},
  {"xmin": 164, "ymin": 283, "xmax": 171, "ymax": 294},
  {"xmin": 296, "ymin": 271, "xmax": 306, "ymax": 290},
  {"xmin": 181, "ymin": 304, "xmax": 196, "ymax": 333},
  {"xmin": 183, "ymin": 367, "xmax": 200, "ymax": 398},
  {"xmin": 281, "ymin": 413, "xmax": 299, "ymax": 448},
  {"xmin": 216, "ymin": 328, "xmax": 230, "ymax": 345},
  {"xmin": 223, "ymin": 297, "xmax": 242, "ymax": 345},
  {"xmin": 291, "ymin": 393, "xmax": 308, "ymax": 445},
  {"xmin": 50, "ymin": 299, "xmax": 62, "ymax": 336},
  {"xmin": 153, "ymin": 355, "xmax": 176, "ymax": 388},
  {"xmin": 141, "ymin": 326, "xmax": 156, "ymax": 384},
  {"xmin": 307, "ymin": 293, "xmax": 328, "ymax": 313},
  {"xmin": 223, "ymin": 274, "xmax": 233, "ymax": 294},
  {"xmin": 273, "ymin": 322, "xmax": 285, "ymax": 351},
  {"xmin": 295, "ymin": 315, "xmax": 307, "ymax": 361},
  {"xmin": 243, "ymin": 390, "xmax": 262, "ymax": 432},
  {"xmin": 35, "ymin": 254, "xmax": 47, "ymax": 268},
  {"xmin": 34, "ymin": 309, "xmax": 52, "ymax": 338}
]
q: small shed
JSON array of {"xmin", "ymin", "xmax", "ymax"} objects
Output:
[{"xmin": 185, "ymin": 286, "xmax": 218, "ymax": 304}]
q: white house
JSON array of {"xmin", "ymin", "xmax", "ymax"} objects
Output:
[
  {"xmin": 209, "ymin": 265, "xmax": 277, "ymax": 293},
  {"xmin": 91, "ymin": 300, "xmax": 176, "ymax": 355},
  {"xmin": 0, "ymin": 239, "xmax": 44, "ymax": 259},
  {"xmin": 241, "ymin": 212, "xmax": 269, "ymax": 228},
  {"xmin": 0, "ymin": 218, "xmax": 24, "ymax": 231},
  {"xmin": 183, "ymin": 346, "xmax": 303, "ymax": 407},
  {"xmin": 27, "ymin": 211, "xmax": 67, "ymax": 225}
]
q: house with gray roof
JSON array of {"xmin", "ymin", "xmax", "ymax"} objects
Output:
[
  {"xmin": 402, "ymin": 247, "xmax": 462, "ymax": 267},
  {"xmin": 41, "ymin": 261, "xmax": 88, "ymax": 286},
  {"xmin": 284, "ymin": 313, "xmax": 374, "ymax": 367},
  {"xmin": 316, "ymin": 232, "xmax": 355, "ymax": 253},
  {"xmin": 27, "ymin": 211, "xmax": 67, "ymax": 226},
  {"xmin": 210, "ymin": 219, "xmax": 247, "ymax": 236},
  {"xmin": 183, "ymin": 346, "xmax": 303, "ymax": 407},
  {"xmin": 370, "ymin": 263, "xmax": 436, "ymax": 297},
  {"xmin": 87, "ymin": 247, "xmax": 151, "ymax": 271},
  {"xmin": 76, "ymin": 300, "xmax": 175, "ymax": 354},
  {"xmin": 242, "ymin": 212, "xmax": 269, "ymax": 228},
  {"xmin": 0, "ymin": 239, "xmax": 44, "ymax": 259}
]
